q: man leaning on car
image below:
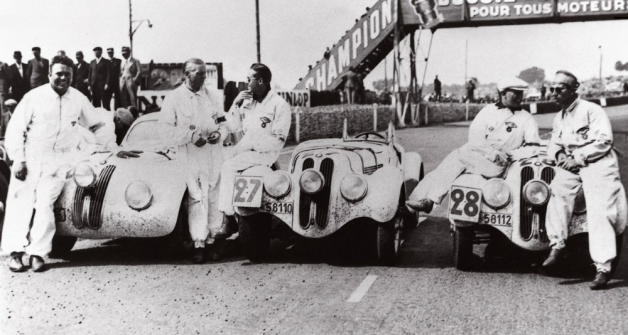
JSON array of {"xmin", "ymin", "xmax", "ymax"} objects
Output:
[
  {"xmin": 1, "ymin": 55, "xmax": 137, "ymax": 273},
  {"xmin": 217, "ymin": 63, "xmax": 292, "ymax": 237},
  {"xmin": 406, "ymin": 77, "xmax": 540, "ymax": 214},
  {"xmin": 158, "ymin": 58, "xmax": 239, "ymax": 264},
  {"xmin": 542, "ymin": 70, "xmax": 627, "ymax": 290}
]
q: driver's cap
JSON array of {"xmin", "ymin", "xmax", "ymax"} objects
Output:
[{"xmin": 497, "ymin": 77, "xmax": 529, "ymax": 92}]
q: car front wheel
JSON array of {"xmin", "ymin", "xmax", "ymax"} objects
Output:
[
  {"xmin": 453, "ymin": 227, "xmax": 474, "ymax": 271},
  {"xmin": 239, "ymin": 214, "xmax": 271, "ymax": 263},
  {"xmin": 50, "ymin": 235, "xmax": 77, "ymax": 258},
  {"xmin": 377, "ymin": 213, "xmax": 403, "ymax": 266}
]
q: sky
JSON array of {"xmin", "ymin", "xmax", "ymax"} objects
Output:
[{"xmin": 1, "ymin": 0, "xmax": 628, "ymax": 91}]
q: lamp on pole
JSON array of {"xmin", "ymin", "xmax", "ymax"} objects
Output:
[
  {"xmin": 128, "ymin": 0, "xmax": 152, "ymax": 57},
  {"xmin": 255, "ymin": 0, "xmax": 261, "ymax": 63}
]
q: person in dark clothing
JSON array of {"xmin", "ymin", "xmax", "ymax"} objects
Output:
[
  {"xmin": 73, "ymin": 51, "xmax": 91, "ymax": 100},
  {"xmin": 106, "ymin": 48, "xmax": 122, "ymax": 110},
  {"xmin": 434, "ymin": 75, "xmax": 442, "ymax": 102},
  {"xmin": 540, "ymin": 84, "xmax": 547, "ymax": 100},
  {"xmin": 7, "ymin": 51, "xmax": 30, "ymax": 103},
  {"xmin": 466, "ymin": 80, "xmax": 476, "ymax": 103},
  {"xmin": 88, "ymin": 47, "xmax": 111, "ymax": 110}
]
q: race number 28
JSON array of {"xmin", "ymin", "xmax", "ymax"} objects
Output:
[
  {"xmin": 449, "ymin": 186, "xmax": 483, "ymax": 222},
  {"xmin": 450, "ymin": 189, "xmax": 480, "ymax": 217}
]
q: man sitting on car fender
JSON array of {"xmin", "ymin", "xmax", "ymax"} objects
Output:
[
  {"xmin": 406, "ymin": 78, "xmax": 540, "ymax": 213},
  {"xmin": 217, "ymin": 63, "xmax": 291, "ymax": 237},
  {"xmin": 542, "ymin": 70, "xmax": 627, "ymax": 290}
]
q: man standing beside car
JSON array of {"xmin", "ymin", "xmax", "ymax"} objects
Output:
[
  {"xmin": 217, "ymin": 63, "xmax": 291, "ymax": 239},
  {"xmin": 1, "ymin": 55, "xmax": 136, "ymax": 273},
  {"xmin": 158, "ymin": 58, "xmax": 237, "ymax": 264},
  {"xmin": 406, "ymin": 78, "xmax": 540, "ymax": 214},
  {"xmin": 542, "ymin": 70, "xmax": 627, "ymax": 290}
]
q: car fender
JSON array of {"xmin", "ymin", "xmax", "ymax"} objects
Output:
[{"xmin": 55, "ymin": 156, "xmax": 187, "ymax": 239}]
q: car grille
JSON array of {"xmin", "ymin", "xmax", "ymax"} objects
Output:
[
  {"xmin": 519, "ymin": 166, "xmax": 555, "ymax": 241},
  {"xmin": 72, "ymin": 165, "xmax": 116, "ymax": 230},
  {"xmin": 363, "ymin": 164, "xmax": 383, "ymax": 175},
  {"xmin": 299, "ymin": 157, "xmax": 334, "ymax": 229}
]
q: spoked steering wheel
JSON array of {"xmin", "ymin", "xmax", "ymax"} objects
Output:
[{"xmin": 354, "ymin": 132, "xmax": 386, "ymax": 140}]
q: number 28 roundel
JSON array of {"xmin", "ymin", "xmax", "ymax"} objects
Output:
[{"xmin": 449, "ymin": 186, "xmax": 482, "ymax": 223}]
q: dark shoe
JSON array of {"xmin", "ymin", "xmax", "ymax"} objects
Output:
[
  {"xmin": 206, "ymin": 246, "xmax": 222, "ymax": 262},
  {"xmin": 542, "ymin": 248, "xmax": 564, "ymax": 267},
  {"xmin": 30, "ymin": 256, "xmax": 46, "ymax": 272},
  {"xmin": 8, "ymin": 255, "xmax": 25, "ymax": 272},
  {"xmin": 191, "ymin": 248, "xmax": 206, "ymax": 264},
  {"xmin": 213, "ymin": 216, "xmax": 238, "ymax": 239},
  {"xmin": 590, "ymin": 271, "xmax": 611, "ymax": 290},
  {"xmin": 405, "ymin": 199, "xmax": 434, "ymax": 214}
]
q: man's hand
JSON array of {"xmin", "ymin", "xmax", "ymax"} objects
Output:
[
  {"xmin": 556, "ymin": 152, "xmax": 568, "ymax": 165},
  {"xmin": 15, "ymin": 162, "xmax": 27, "ymax": 181},
  {"xmin": 233, "ymin": 90, "xmax": 253, "ymax": 108},
  {"xmin": 116, "ymin": 150, "xmax": 142, "ymax": 159},
  {"xmin": 558, "ymin": 156, "xmax": 580, "ymax": 172},
  {"xmin": 194, "ymin": 137, "xmax": 207, "ymax": 147},
  {"xmin": 494, "ymin": 150, "xmax": 512, "ymax": 166}
]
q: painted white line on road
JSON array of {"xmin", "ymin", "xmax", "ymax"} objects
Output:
[{"xmin": 347, "ymin": 275, "xmax": 378, "ymax": 303}]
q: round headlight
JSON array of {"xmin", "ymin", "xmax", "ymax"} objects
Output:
[
  {"xmin": 522, "ymin": 180, "xmax": 550, "ymax": 206},
  {"xmin": 482, "ymin": 179, "xmax": 511, "ymax": 209},
  {"xmin": 340, "ymin": 174, "xmax": 368, "ymax": 202},
  {"xmin": 125, "ymin": 181, "xmax": 153, "ymax": 210},
  {"xmin": 300, "ymin": 169, "xmax": 325, "ymax": 195},
  {"xmin": 264, "ymin": 171, "xmax": 291, "ymax": 198},
  {"xmin": 74, "ymin": 163, "xmax": 96, "ymax": 188}
]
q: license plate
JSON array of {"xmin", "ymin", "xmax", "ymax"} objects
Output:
[
  {"xmin": 261, "ymin": 202, "xmax": 294, "ymax": 214},
  {"xmin": 482, "ymin": 213, "xmax": 512, "ymax": 227},
  {"xmin": 232, "ymin": 176, "xmax": 264, "ymax": 208},
  {"xmin": 449, "ymin": 186, "xmax": 483, "ymax": 222}
]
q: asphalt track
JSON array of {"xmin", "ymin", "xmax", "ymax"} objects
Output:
[{"xmin": 2, "ymin": 105, "xmax": 628, "ymax": 334}]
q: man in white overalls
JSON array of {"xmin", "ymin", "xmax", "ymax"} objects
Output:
[
  {"xmin": 159, "ymin": 58, "xmax": 238, "ymax": 264},
  {"xmin": 217, "ymin": 63, "xmax": 291, "ymax": 237},
  {"xmin": 407, "ymin": 78, "xmax": 540, "ymax": 213},
  {"xmin": 2, "ymin": 56, "xmax": 133, "ymax": 272},
  {"xmin": 542, "ymin": 71, "xmax": 627, "ymax": 290}
]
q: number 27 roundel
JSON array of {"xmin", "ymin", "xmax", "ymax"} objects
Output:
[{"xmin": 449, "ymin": 186, "xmax": 482, "ymax": 223}]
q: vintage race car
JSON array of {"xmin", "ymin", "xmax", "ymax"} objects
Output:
[
  {"xmin": 49, "ymin": 113, "xmax": 191, "ymax": 256},
  {"xmin": 233, "ymin": 121, "xmax": 424, "ymax": 265},
  {"xmin": 449, "ymin": 143, "xmax": 625, "ymax": 271}
]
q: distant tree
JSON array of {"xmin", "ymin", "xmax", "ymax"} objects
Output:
[
  {"xmin": 615, "ymin": 61, "xmax": 628, "ymax": 71},
  {"xmin": 372, "ymin": 79, "xmax": 395, "ymax": 92},
  {"xmin": 517, "ymin": 67, "xmax": 545, "ymax": 85}
]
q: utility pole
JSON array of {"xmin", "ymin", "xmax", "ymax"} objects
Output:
[
  {"xmin": 256, "ymin": 0, "xmax": 261, "ymax": 63},
  {"xmin": 129, "ymin": 0, "xmax": 133, "ymax": 55},
  {"xmin": 599, "ymin": 45, "xmax": 604, "ymax": 96}
]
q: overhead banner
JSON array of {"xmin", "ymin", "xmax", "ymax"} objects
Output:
[
  {"xmin": 402, "ymin": 0, "xmax": 628, "ymax": 28},
  {"xmin": 277, "ymin": 90, "xmax": 311, "ymax": 107},
  {"xmin": 295, "ymin": 0, "xmax": 396, "ymax": 91}
]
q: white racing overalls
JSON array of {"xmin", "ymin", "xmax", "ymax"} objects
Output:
[
  {"xmin": 1, "ymin": 86, "xmax": 116, "ymax": 257},
  {"xmin": 218, "ymin": 91, "xmax": 292, "ymax": 216},
  {"xmin": 409, "ymin": 103, "xmax": 540, "ymax": 205},
  {"xmin": 159, "ymin": 84, "xmax": 236, "ymax": 245},
  {"xmin": 546, "ymin": 99, "xmax": 627, "ymax": 272}
]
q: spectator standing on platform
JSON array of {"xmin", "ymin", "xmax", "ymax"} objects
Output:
[
  {"xmin": 466, "ymin": 79, "xmax": 476, "ymax": 103},
  {"xmin": 356, "ymin": 73, "xmax": 365, "ymax": 104},
  {"xmin": 88, "ymin": 47, "xmax": 111, "ymax": 110},
  {"xmin": 107, "ymin": 48, "xmax": 122, "ymax": 110},
  {"xmin": 26, "ymin": 47, "xmax": 49, "ymax": 89},
  {"xmin": 344, "ymin": 67, "xmax": 358, "ymax": 104},
  {"xmin": 8, "ymin": 51, "xmax": 30, "ymax": 103},
  {"xmin": 540, "ymin": 84, "xmax": 547, "ymax": 100},
  {"xmin": 0, "ymin": 61, "xmax": 7, "ymax": 113},
  {"xmin": 73, "ymin": 51, "xmax": 91, "ymax": 100},
  {"xmin": 434, "ymin": 75, "xmax": 442, "ymax": 102},
  {"xmin": 119, "ymin": 46, "xmax": 141, "ymax": 108}
]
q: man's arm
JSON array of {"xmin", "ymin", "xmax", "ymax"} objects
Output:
[
  {"xmin": 132, "ymin": 59, "xmax": 141, "ymax": 83},
  {"xmin": 253, "ymin": 100, "xmax": 292, "ymax": 153},
  {"xmin": 509, "ymin": 117, "xmax": 541, "ymax": 160},
  {"xmin": 546, "ymin": 113, "xmax": 565, "ymax": 162},
  {"xmin": 571, "ymin": 105, "xmax": 613, "ymax": 166},
  {"xmin": 158, "ymin": 92, "xmax": 200, "ymax": 146},
  {"xmin": 467, "ymin": 105, "xmax": 489, "ymax": 146},
  {"xmin": 5, "ymin": 94, "xmax": 34, "ymax": 163}
]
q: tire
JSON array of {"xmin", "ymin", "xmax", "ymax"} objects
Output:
[
  {"xmin": 611, "ymin": 233, "xmax": 624, "ymax": 277},
  {"xmin": 166, "ymin": 200, "xmax": 193, "ymax": 256},
  {"xmin": 377, "ymin": 213, "xmax": 403, "ymax": 266},
  {"xmin": 239, "ymin": 214, "xmax": 271, "ymax": 263},
  {"xmin": 453, "ymin": 227, "xmax": 474, "ymax": 271},
  {"xmin": 0, "ymin": 173, "xmax": 8, "ymax": 244},
  {"xmin": 50, "ymin": 235, "xmax": 77, "ymax": 258}
]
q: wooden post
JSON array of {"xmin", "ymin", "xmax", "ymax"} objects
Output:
[
  {"xmin": 373, "ymin": 103, "xmax": 378, "ymax": 131},
  {"xmin": 465, "ymin": 100, "xmax": 469, "ymax": 121},
  {"xmin": 295, "ymin": 108, "xmax": 301, "ymax": 143}
]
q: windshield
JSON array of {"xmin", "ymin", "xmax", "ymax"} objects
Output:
[{"xmin": 122, "ymin": 120, "xmax": 169, "ymax": 149}]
